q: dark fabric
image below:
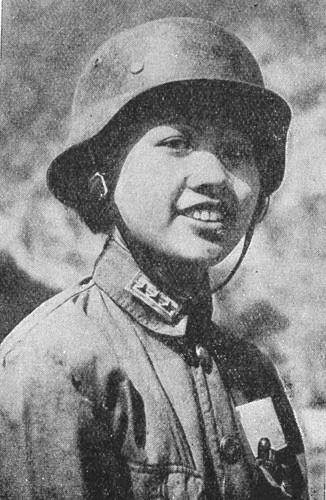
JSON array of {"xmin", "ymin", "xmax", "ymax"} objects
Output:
[{"xmin": 0, "ymin": 237, "xmax": 308, "ymax": 499}]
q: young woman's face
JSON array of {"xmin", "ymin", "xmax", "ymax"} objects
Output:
[{"xmin": 114, "ymin": 112, "xmax": 261, "ymax": 267}]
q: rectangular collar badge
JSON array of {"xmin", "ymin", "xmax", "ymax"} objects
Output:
[{"xmin": 126, "ymin": 271, "xmax": 183, "ymax": 323}]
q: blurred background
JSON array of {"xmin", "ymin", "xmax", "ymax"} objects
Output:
[{"xmin": 1, "ymin": 0, "xmax": 326, "ymax": 497}]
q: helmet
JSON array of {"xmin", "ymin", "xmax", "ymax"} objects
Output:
[{"xmin": 47, "ymin": 17, "xmax": 291, "ymax": 224}]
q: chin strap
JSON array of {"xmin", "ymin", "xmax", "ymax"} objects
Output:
[
  {"xmin": 213, "ymin": 217, "xmax": 256, "ymax": 291},
  {"xmin": 114, "ymin": 202, "xmax": 258, "ymax": 293},
  {"xmin": 89, "ymin": 167, "xmax": 267, "ymax": 293},
  {"xmin": 213, "ymin": 193, "xmax": 269, "ymax": 291}
]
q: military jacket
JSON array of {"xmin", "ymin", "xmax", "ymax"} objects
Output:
[{"xmin": 0, "ymin": 236, "xmax": 308, "ymax": 499}]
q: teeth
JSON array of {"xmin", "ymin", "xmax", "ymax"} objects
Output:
[
  {"xmin": 188, "ymin": 209, "xmax": 222, "ymax": 222},
  {"xmin": 209, "ymin": 211, "xmax": 219, "ymax": 222}
]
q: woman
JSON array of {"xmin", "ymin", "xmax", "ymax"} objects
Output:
[{"xmin": 0, "ymin": 17, "xmax": 308, "ymax": 499}]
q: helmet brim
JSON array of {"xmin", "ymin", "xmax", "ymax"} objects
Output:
[{"xmin": 47, "ymin": 78, "xmax": 291, "ymax": 211}]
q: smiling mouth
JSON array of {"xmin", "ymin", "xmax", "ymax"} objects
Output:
[{"xmin": 179, "ymin": 201, "xmax": 236, "ymax": 225}]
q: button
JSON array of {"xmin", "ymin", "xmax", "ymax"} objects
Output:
[
  {"xmin": 93, "ymin": 56, "xmax": 103, "ymax": 68},
  {"xmin": 220, "ymin": 435, "xmax": 242, "ymax": 464},
  {"xmin": 195, "ymin": 344, "xmax": 212, "ymax": 372},
  {"xmin": 257, "ymin": 437, "xmax": 271, "ymax": 461},
  {"xmin": 195, "ymin": 344, "xmax": 210, "ymax": 362}
]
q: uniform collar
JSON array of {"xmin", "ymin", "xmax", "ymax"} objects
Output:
[{"xmin": 92, "ymin": 233, "xmax": 212, "ymax": 337}]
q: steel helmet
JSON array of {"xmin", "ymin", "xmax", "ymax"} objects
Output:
[{"xmin": 47, "ymin": 17, "xmax": 291, "ymax": 227}]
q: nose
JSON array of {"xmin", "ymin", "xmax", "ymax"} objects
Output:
[{"xmin": 186, "ymin": 150, "xmax": 229, "ymax": 193}]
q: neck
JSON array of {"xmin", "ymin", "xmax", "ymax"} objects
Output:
[{"xmin": 113, "ymin": 226, "xmax": 210, "ymax": 305}]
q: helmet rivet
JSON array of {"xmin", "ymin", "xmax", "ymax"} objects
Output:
[
  {"xmin": 130, "ymin": 61, "xmax": 144, "ymax": 75},
  {"xmin": 93, "ymin": 57, "xmax": 103, "ymax": 68}
]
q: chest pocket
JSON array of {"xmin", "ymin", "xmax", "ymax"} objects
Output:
[{"xmin": 128, "ymin": 463, "xmax": 205, "ymax": 500}]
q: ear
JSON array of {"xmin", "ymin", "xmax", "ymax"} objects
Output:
[{"xmin": 89, "ymin": 172, "xmax": 109, "ymax": 199}]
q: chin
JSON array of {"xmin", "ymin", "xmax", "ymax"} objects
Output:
[{"xmin": 168, "ymin": 240, "xmax": 226, "ymax": 267}]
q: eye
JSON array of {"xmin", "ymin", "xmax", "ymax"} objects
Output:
[{"xmin": 157, "ymin": 135, "xmax": 192, "ymax": 154}]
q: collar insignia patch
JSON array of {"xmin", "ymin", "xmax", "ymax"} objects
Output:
[{"xmin": 126, "ymin": 271, "xmax": 183, "ymax": 323}]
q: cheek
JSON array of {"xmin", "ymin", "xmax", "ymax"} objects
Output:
[
  {"xmin": 114, "ymin": 154, "xmax": 173, "ymax": 217},
  {"xmin": 235, "ymin": 166, "xmax": 260, "ymax": 203},
  {"xmin": 115, "ymin": 156, "xmax": 148, "ymax": 200},
  {"xmin": 232, "ymin": 175, "xmax": 261, "ymax": 227}
]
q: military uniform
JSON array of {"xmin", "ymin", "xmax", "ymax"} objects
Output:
[
  {"xmin": 0, "ymin": 16, "xmax": 309, "ymax": 499},
  {"xmin": 0, "ymin": 234, "xmax": 308, "ymax": 499}
]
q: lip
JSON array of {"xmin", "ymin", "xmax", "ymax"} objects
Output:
[
  {"xmin": 176, "ymin": 200, "xmax": 237, "ymax": 226},
  {"xmin": 179, "ymin": 213, "xmax": 230, "ymax": 235},
  {"xmin": 179, "ymin": 213, "xmax": 230, "ymax": 244},
  {"xmin": 181, "ymin": 215, "xmax": 227, "ymax": 228}
]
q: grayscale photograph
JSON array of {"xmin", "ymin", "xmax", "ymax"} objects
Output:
[{"xmin": 0, "ymin": 1, "xmax": 325, "ymax": 498}]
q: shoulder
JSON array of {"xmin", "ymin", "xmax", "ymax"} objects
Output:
[
  {"xmin": 0, "ymin": 278, "xmax": 123, "ymax": 421},
  {"xmin": 0, "ymin": 277, "xmax": 118, "ymax": 381}
]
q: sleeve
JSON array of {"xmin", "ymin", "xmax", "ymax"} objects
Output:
[{"xmin": 0, "ymin": 340, "xmax": 129, "ymax": 499}]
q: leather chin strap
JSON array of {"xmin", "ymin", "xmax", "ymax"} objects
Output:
[
  {"xmin": 103, "ymin": 164, "xmax": 266, "ymax": 292},
  {"xmin": 114, "ymin": 202, "xmax": 259, "ymax": 294},
  {"xmin": 212, "ymin": 193, "xmax": 267, "ymax": 291},
  {"xmin": 113, "ymin": 206, "xmax": 211, "ymax": 305},
  {"xmin": 212, "ymin": 217, "xmax": 256, "ymax": 291},
  {"xmin": 88, "ymin": 157, "xmax": 266, "ymax": 293}
]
